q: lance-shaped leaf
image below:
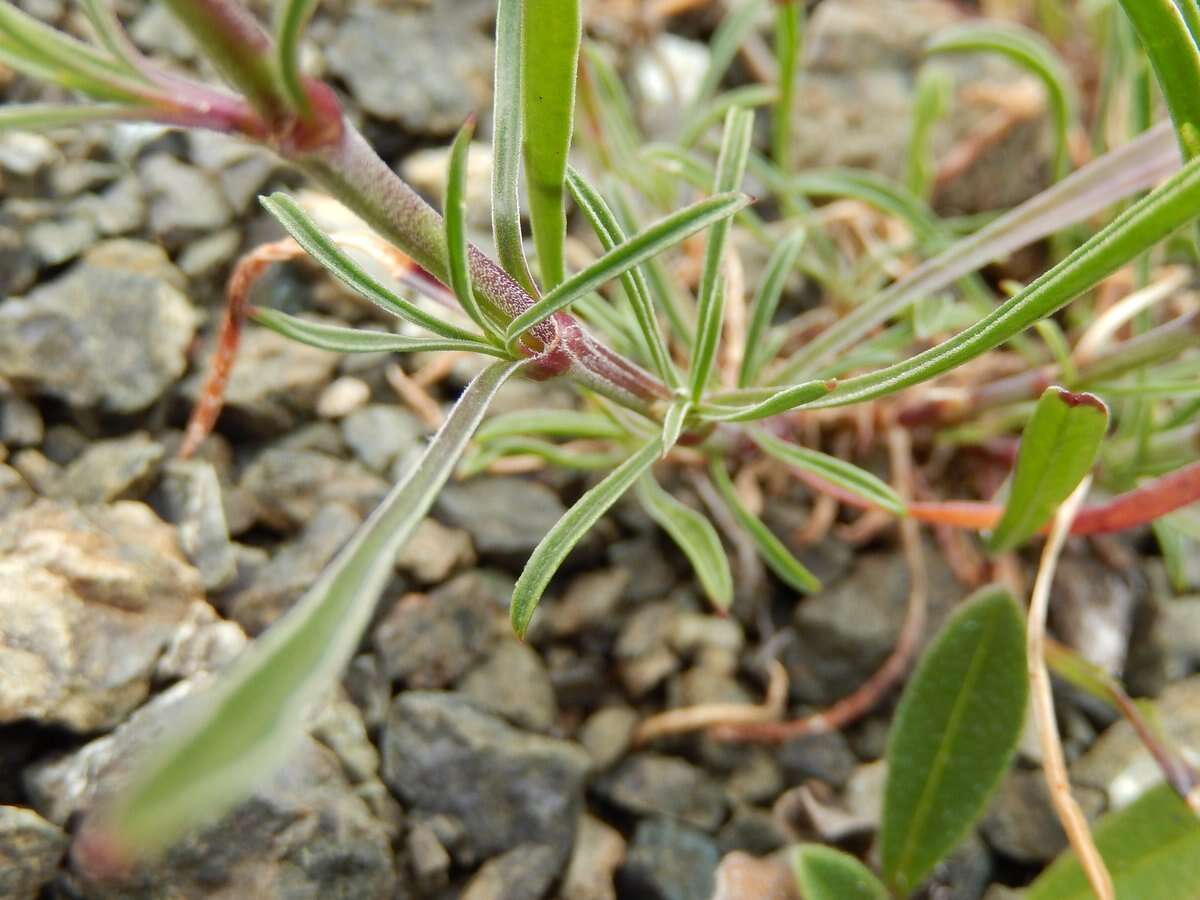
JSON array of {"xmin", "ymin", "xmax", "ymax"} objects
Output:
[
  {"xmin": 1118, "ymin": 0, "xmax": 1200, "ymax": 159},
  {"xmin": 708, "ymin": 459, "xmax": 820, "ymax": 593},
  {"xmin": 660, "ymin": 397, "xmax": 692, "ymax": 455},
  {"xmin": 752, "ymin": 428, "xmax": 906, "ymax": 516},
  {"xmin": 792, "ymin": 845, "xmax": 890, "ymax": 900},
  {"xmin": 476, "ymin": 409, "xmax": 625, "ymax": 443},
  {"xmin": 94, "ymin": 358, "xmax": 525, "ymax": 857},
  {"xmin": 568, "ymin": 167, "xmax": 679, "ymax": 386},
  {"xmin": 805, "ymin": 153, "xmax": 1200, "ymax": 408},
  {"xmin": 690, "ymin": 107, "xmax": 755, "ymax": 401},
  {"xmin": 0, "ymin": 103, "xmax": 155, "ymax": 132},
  {"xmin": 249, "ymin": 307, "xmax": 503, "ymax": 356},
  {"xmin": 491, "ymin": 0, "xmax": 537, "ymax": 295},
  {"xmin": 881, "ymin": 585, "xmax": 1028, "ymax": 896},
  {"xmin": 987, "ymin": 387, "xmax": 1108, "ymax": 552},
  {"xmin": 522, "ymin": 0, "xmax": 581, "ymax": 288},
  {"xmin": 273, "ymin": 0, "xmax": 321, "ymax": 113},
  {"xmin": 1027, "ymin": 784, "xmax": 1200, "ymax": 900},
  {"xmin": 635, "ymin": 474, "xmax": 733, "ymax": 611},
  {"xmin": 511, "ymin": 437, "xmax": 662, "ymax": 637},
  {"xmin": 700, "ymin": 379, "xmax": 835, "ymax": 423},
  {"xmin": 446, "ymin": 118, "xmax": 503, "ymax": 341},
  {"xmin": 504, "ymin": 191, "xmax": 749, "ymax": 341},
  {"xmin": 771, "ymin": 0, "xmax": 802, "ymax": 172},
  {"xmin": 740, "ymin": 229, "xmax": 805, "ymax": 387},
  {"xmin": 460, "ymin": 437, "xmax": 625, "ymax": 478},
  {"xmin": 260, "ymin": 193, "xmax": 480, "ymax": 342}
]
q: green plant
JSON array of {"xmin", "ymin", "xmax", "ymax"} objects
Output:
[{"xmin": 7, "ymin": 0, "xmax": 1200, "ymax": 893}]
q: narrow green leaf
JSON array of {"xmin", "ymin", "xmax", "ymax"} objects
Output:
[
  {"xmin": 273, "ymin": 0, "xmax": 320, "ymax": 113},
  {"xmin": 1027, "ymin": 784, "xmax": 1200, "ymax": 900},
  {"xmin": 708, "ymin": 459, "xmax": 820, "ymax": 593},
  {"xmin": 702, "ymin": 379, "xmax": 835, "ymax": 423},
  {"xmin": 690, "ymin": 107, "xmax": 755, "ymax": 401},
  {"xmin": 249, "ymin": 307, "xmax": 503, "ymax": 356},
  {"xmin": 660, "ymin": 397, "xmax": 692, "ymax": 456},
  {"xmin": 881, "ymin": 585, "xmax": 1028, "ymax": 896},
  {"xmin": 260, "ymin": 193, "xmax": 480, "ymax": 342},
  {"xmin": 928, "ymin": 22, "xmax": 1077, "ymax": 178},
  {"xmin": 740, "ymin": 229, "xmax": 805, "ymax": 387},
  {"xmin": 504, "ymin": 191, "xmax": 749, "ymax": 342},
  {"xmin": 752, "ymin": 428, "xmax": 906, "ymax": 516},
  {"xmin": 567, "ymin": 167, "xmax": 679, "ymax": 387},
  {"xmin": 987, "ymin": 387, "xmax": 1108, "ymax": 552},
  {"xmin": 476, "ymin": 409, "xmax": 625, "ymax": 443},
  {"xmin": 446, "ymin": 118, "xmax": 503, "ymax": 342},
  {"xmin": 907, "ymin": 66, "xmax": 952, "ymax": 199},
  {"xmin": 689, "ymin": 0, "xmax": 768, "ymax": 113},
  {"xmin": 460, "ymin": 436, "xmax": 625, "ymax": 478},
  {"xmin": 491, "ymin": 0, "xmax": 538, "ymax": 295},
  {"xmin": 792, "ymin": 845, "xmax": 890, "ymax": 900},
  {"xmin": 807, "ymin": 153, "xmax": 1200, "ymax": 408},
  {"xmin": 790, "ymin": 168, "xmax": 942, "ymax": 244},
  {"xmin": 100, "ymin": 358, "xmax": 525, "ymax": 854},
  {"xmin": 771, "ymin": 1, "xmax": 803, "ymax": 174},
  {"xmin": 1118, "ymin": 0, "xmax": 1200, "ymax": 159},
  {"xmin": 635, "ymin": 474, "xmax": 733, "ymax": 611},
  {"xmin": 678, "ymin": 83, "xmax": 778, "ymax": 149},
  {"xmin": 0, "ymin": 103, "xmax": 152, "ymax": 132},
  {"xmin": 79, "ymin": 0, "xmax": 152, "ymax": 79},
  {"xmin": 511, "ymin": 437, "xmax": 662, "ymax": 637},
  {"xmin": 522, "ymin": 0, "xmax": 581, "ymax": 288}
]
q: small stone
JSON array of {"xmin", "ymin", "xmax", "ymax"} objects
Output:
[
  {"xmin": 633, "ymin": 34, "xmax": 710, "ymax": 136},
  {"xmin": 0, "ymin": 133, "xmax": 58, "ymax": 178},
  {"xmin": 620, "ymin": 818, "xmax": 720, "ymax": 900},
  {"xmin": 609, "ymin": 536, "xmax": 678, "ymax": 601},
  {"xmin": 152, "ymin": 459, "xmax": 239, "ymax": 591},
  {"xmin": 407, "ymin": 822, "xmax": 452, "ymax": 894},
  {"xmin": 343, "ymin": 653, "xmax": 391, "ymax": 732},
  {"xmin": 240, "ymin": 447, "xmax": 387, "ymax": 531},
  {"xmin": 317, "ymin": 375, "xmax": 372, "ymax": 419},
  {"xmin": 9, "ymin": 449, "xmax": 58, "ymax": 496},
  {"xmin": 382, "ymin": 692, "xmax": 591, "ymax": 867},
  {"xmin": 980, "ymin": 769, "xmax": 1104, "ymax": 864},
  {"xmin": 0, "ymin": 394, "xmax": 43, "ymax": 447},
  {"xmin": 372, "ymin": 571, "xmax": 506, "ymax": 688},
  {"xmin": 1050, "ymin": 554, "xmax": 1141, "ymax": 676},
  {"xmin": 176, "ymin": 227, "xmax": 241, "ymax": 279},
  {"xmin": 395, "ymin": 517, "xmax": 476, "ymax": 584},
  {"xmin": 711, "ymin": 851, "xmax": 796, "ymax": 900},
  {"xmin": 71, "ymin": 177, "xmax": 146, "ymax": 237},
  {"xmin": 547, "ymin": 567, "xmax": 630, "ymax": 637},
  {"xmin": 153, "ymin": 600, "xmax": 246, "ymax": 682},
  {"xmin": 312, "ymin": 694, "xmax": 381, "ymax": 785},
  {"xmin": 0, "ymin": 244, "xmax": 196, "ymax": 413},
  {"xmin": 460, "ymin": 843, "xmax": 560, "ymax": 900},
  {"xmin": 56, "ymin": 433, "xmax": 165, "ymax": 505},
  {"xmin": 716, "ymin": 806, "xmax": 790, "ymax": 857},
  {"xmin": 462, "ymin": 640, "xmax": 558, "ymax": 732},
  {"xmin": 0, "ymin": 465, "xmax": 33, "ymax": 515},
  {"xmin": 594, "ymin": 753, "xmax": 727, "ymax": 833},
  {"xmin": 139, "ymin": 152, "xmax": 233, "ymax": 240},
  {"xmin": 436, "ymin": 476, "xmax": 567, "ymax": 559},
  {"xmin": 726, "ymin": 752, "xmax": 784, "ymax": 806},
  {"xmin": 402, "ymin": 141, "xmax": 496, "ymax": 227},
  {"xmin": 220, "ymin": 502, "xmax": 361, "ymax": 632},
  {"xmin": 561, "ymin": 814, "xmax": 625, "ymax": 900},
  {"xmin": 341, "ymin": 404, "xmax": 424, "ymax": 473},
  {"xmin": 27, "ymin": 216, "xmax": 96, "ymax": 267},
  {"xmin": 778, "ymin": 731, "xmax": 857, "ymax": 789},
  {"xmin": 0, "ymin": 500, "xmax": 203, "ymax": 731},
  {"xmin": 0, "ymin": 805, "xmax": 67, "ymax": 900},
  {"xmin": 578, "ymin": 706, "xmax": 638, "ymax": 772},
  {"xmin": 668, "ymin": 612, "xmax": 744, "ymax": 656}
]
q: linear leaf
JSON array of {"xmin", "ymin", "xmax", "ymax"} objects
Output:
[
  {"xmin": 740, "ymin": 228, "xmax": 805, "ymax": 386},
  {"xmin": 881, "ymin": 585, "xmax": 1028, "ymax": 895},
  {"xmin": 775, "ymin": 121, "xmax": 1180, "ymax": 381},
  {"xmin": 708, "ymin": 459, "xmax": 820, "ymax": 593},
  {"xmin": 522, "ymin": 0, "xmax": 581, "ymax": 288},
  {"xmin": 249, "ymin": 307, "xmax": 502, "ymax": 356},
  {"xmin": 771, "ymin": 0, "xmax": 802, "ymax": 173},
  {"xmin": 635, "ymin": 474, "xmax": 733, "ymax": 611},
  {"xmin": 460, "ymin": 436, "xmax": 625, "ymax": 478},
  {"xmin": 792, "ymin": 845, "xmax": 890, "ymax": 900},
  {"xmin": 907, "ymin": 66, "xmax": 952, "ymax": 199},
  {"xmin": 567, "ymin": 167, "xmax": 679, "ymax": 386},
  {"xmin": 504, "ymin": 191, "xmax": 749, "ymax": 341},
  {"xmin": 1118, "ymin": 0, "xmax": 1200, "ymax": 159},
  {"xmin": 446, "ymin": 118, "xmax": 502, "ymax": 341},
  {"xmin": 806, "ymin": 153, "xmax": 1200, "ymax": 407},
  {"xmin": 690, "ymin": 0, "xmax": 768, "ymax": 113},
  {"xmin": 790, "ymin": 168, "xmax": 941, "ymax": 243},
  {"xmin": 100, "ymin": 358, "xmax": 524, "ymax": 854},
  {"xmin": 752, "ymin": 428, "xmax": 906, "ymax": 516},
  {"xmin": 988, "ymin": 387, "xmax": 1108, "ymax": 552},
  {"xmin": 0, "ymin": 103, "xmax": 153, "ymax": 132},
  {"xmin": 79, "ymin": 0, "xmax": 152, "ymax": 78},
  {"xmin": 491, "ymin": 0, "xmax": 538, "ymax": 295},
  {"xmin": 273, "ymin": 0, "xmax": 321, "ymax": 113},
  {"xmin": 1027, "ymin": 784, "xmax": 1200, "ymax": 900},
  {"xmin": 476, "ymin": 409, "xmax": 625, "ymax": 443},
  {"xmin": 660, "ymin": 397, "xmax": 691, "ymax": 455},
  {"xmin": 690, "ymin": 107, "xmax": 755, "ymax": 401},
  {"xmin": 511, "ymin": 437, "xmax": 662, "ymax": 637},
  {"xmin": 260, "ymin": 193, "xmax": 480, "ymax": 342},
  {"xmin": 701, "ymin": 379, "xmax": 835, "ymax": 423}
]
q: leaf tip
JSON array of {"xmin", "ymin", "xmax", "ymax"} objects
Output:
[{"xmin": 1049, "ymin": 386, "xmax": 1108, "ymax": 417}]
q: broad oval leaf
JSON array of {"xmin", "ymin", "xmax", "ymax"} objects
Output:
[
  {"xmin": 752, "ymin": 428, "xmax": 906, "ymax": 516},
  {"xmin": 1026, "ymin": 784, "xmax": 1200, "ymax": 900},
  {"xmin": 635, "ymin": 473, "xmax": 733, "ymax": 611},
  {"xmin": 511, "ymin": 437, "xmax": 662, "ymax": 637},
  {"xmin": 708, "ymin": 459, "xmax": 820, "ymax": 593},
  {"xmin": 881, "ymin": 585, "xmax": 1028, "ymax": 896},
  {"xmin": 522, "ymin": 0, "xmax": 581, "ymax": 288},
  {"xmin": 504, "ymin": 191, "xmax": 750, "ymax": 341},
  {"xmin": 249, "ymin": 307, "xmax": 502, "ymax": 356},
  {"xmin": 93, "ymin": 358, "xmax": 525, "ymax": 856},
  {"xmin": 792, "ymin": 845, "xmax": 890, "ymax": 900},
  {"xmin": 987, "ymin": 386, "xmax": 1108, "ymax": 552}
]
